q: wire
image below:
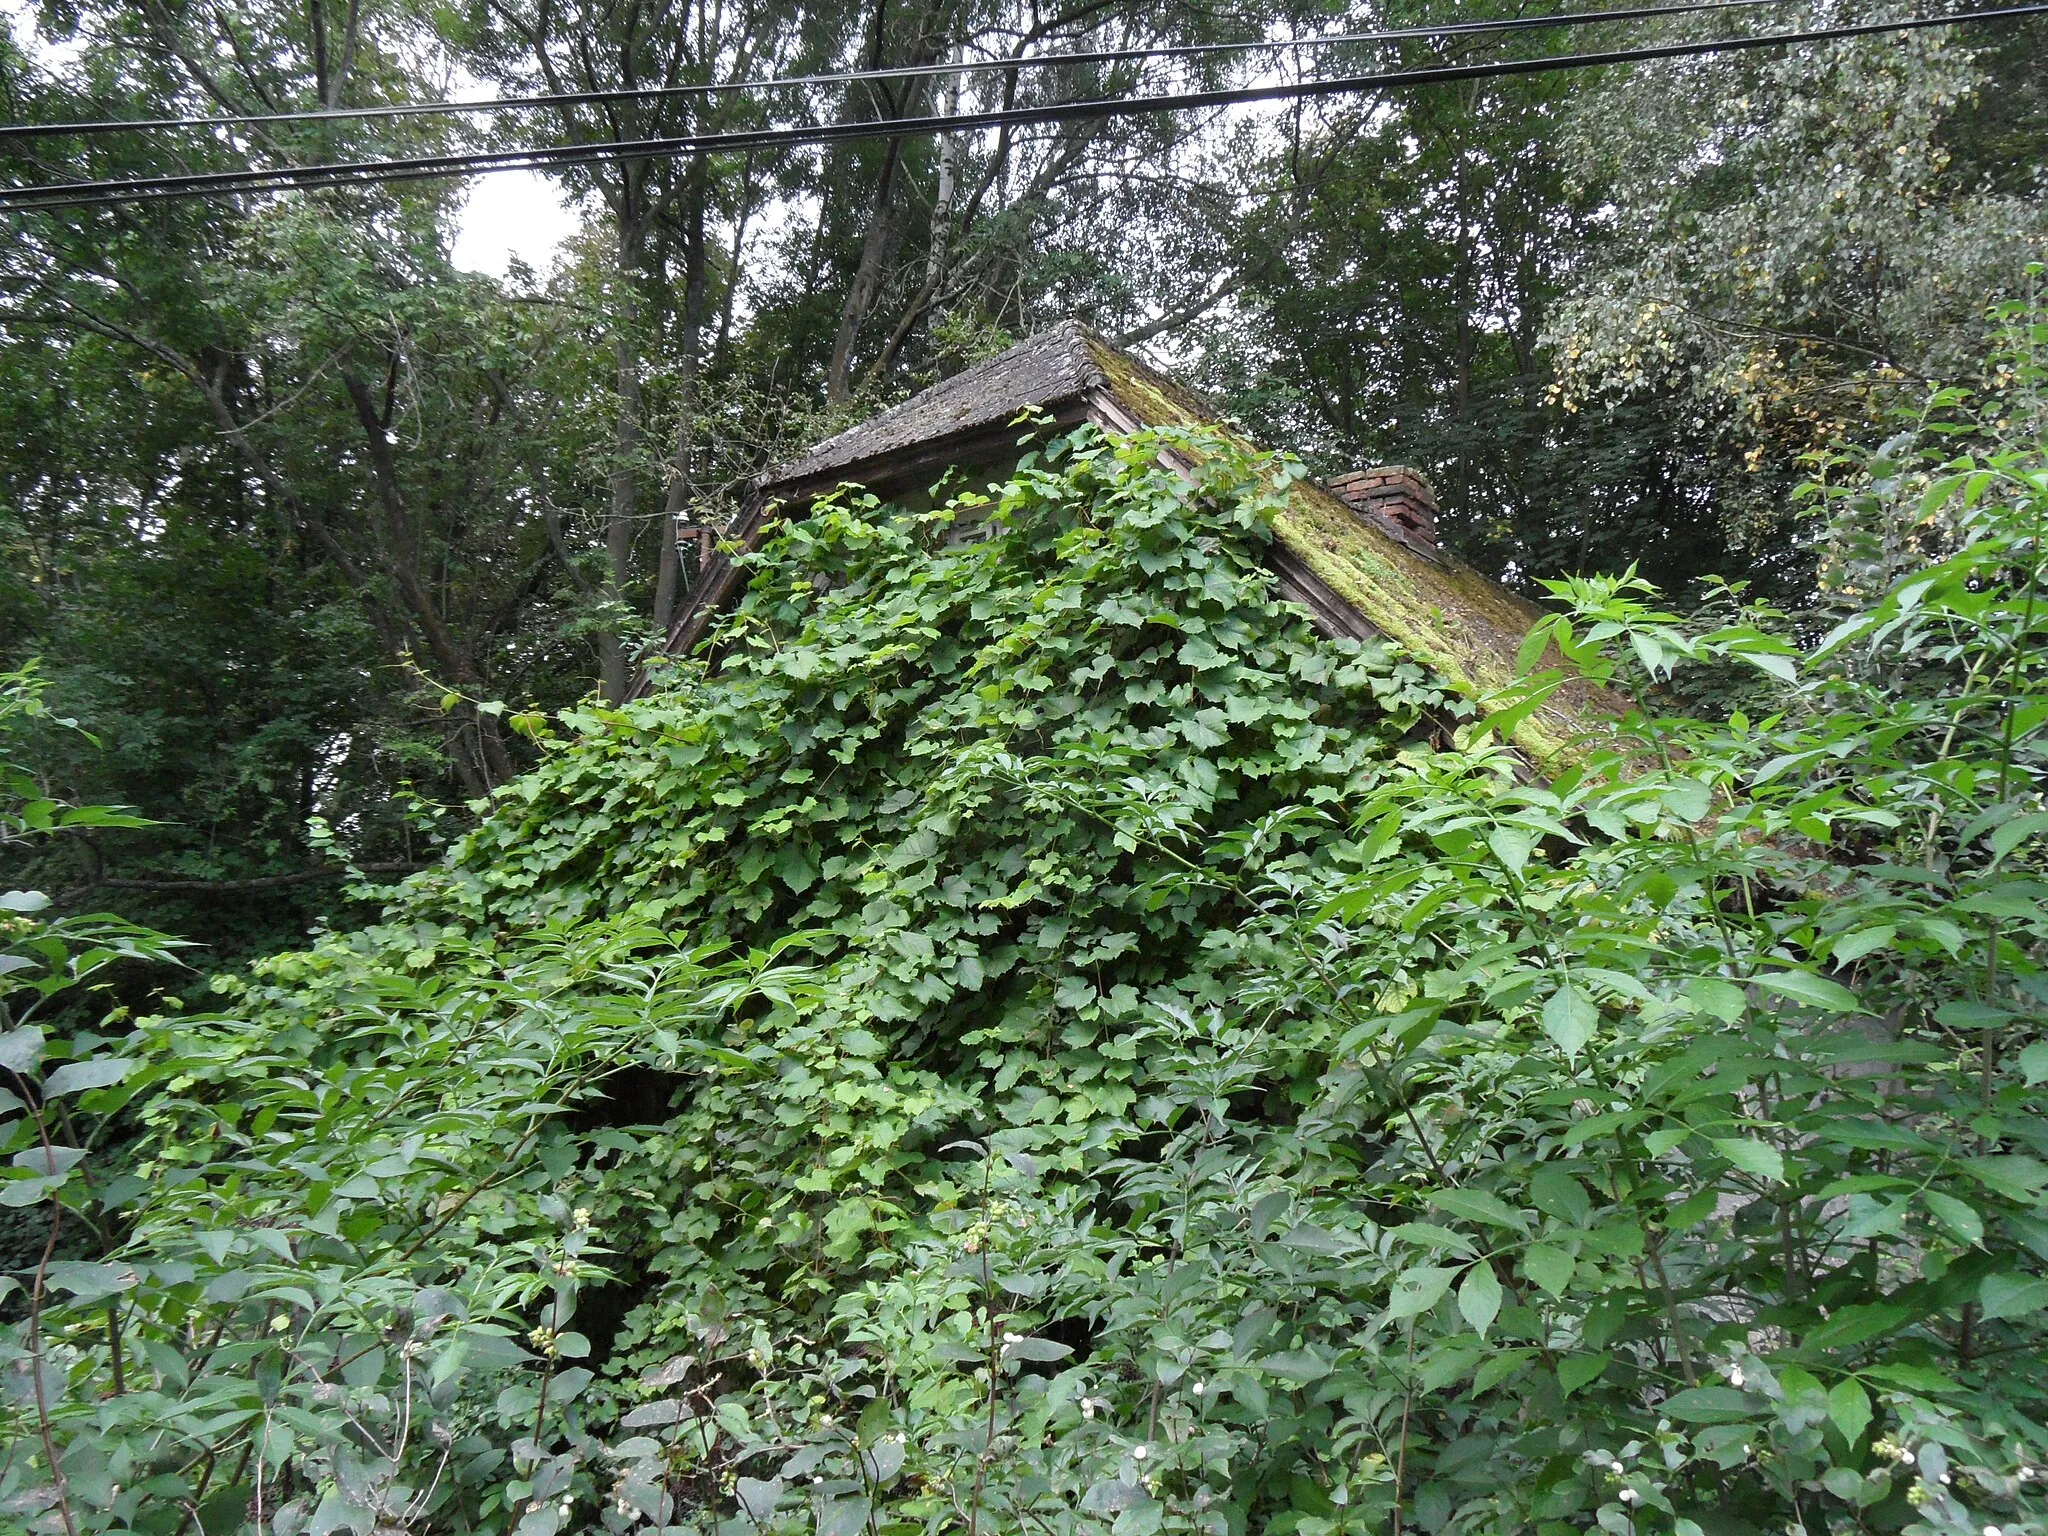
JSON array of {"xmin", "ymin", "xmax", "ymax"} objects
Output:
[
  {"xmin": 0, "ymin": 0, "xmax": 1788, "ymax": 143},
  {"xmin": 4, "ymin": 3, "xmax": 2042, "ymax": 212}
]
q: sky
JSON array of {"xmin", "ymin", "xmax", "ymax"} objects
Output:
[
  {"xmin": 449, "ymin": 169, "xmax": 584, "ymax": 278},
  {"xmin": 0, "ymin": 0, "xmax": 583, "ymax": 283}
]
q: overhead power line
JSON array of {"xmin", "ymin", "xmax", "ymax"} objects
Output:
[
  {"xmin": 4, "ymin": 3, "xmax": 2043, "ymax": 213},
  {"xmin": 0, "ymin": 0, "xmax": 1784, "ymax": 143}
]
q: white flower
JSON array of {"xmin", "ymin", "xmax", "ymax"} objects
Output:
[
  {"xmin": 1132, "ymin": 1446, "xmax": 1149, "ymax": 1462},
  {"xmin": 1983, "ymin": 1526, "xmax": 2002, "ymax": 1536},
  {"xmin": 1080, "ymin": 1400, "xmax": 1095, "ymax": 1420},
  {"xmin": 1728, "ymin": 1366, "xmax": 1745, "ymax": 1387},
  {"xmin": 1619, "ymin": 1489, "xmax": 1641, "ymax": 1505},
  {"xmin": 1191, "ymin": 1381, "xmax": 1205, "ymax": 1396},
  {"xmin": 1609, "ymin": 1461, "xmax": 1625, "ymax": 1476},
  {"xmin": 1003, "ymin": 1331, "xmax": 1023, "ymax": 1343}
]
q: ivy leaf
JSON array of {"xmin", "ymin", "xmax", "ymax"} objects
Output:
[{"xmin": 1458, "ymin": 1263, "xmax": 1502, "ymax": 1338}]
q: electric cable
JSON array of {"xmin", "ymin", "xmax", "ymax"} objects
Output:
[
  {"xmin": 0, "ymin": 0, "xmax": 1792, "ymax": 143},
  {"xmin": 3, "ymin": 3, "xmax": 2041, "ymax": 213}
]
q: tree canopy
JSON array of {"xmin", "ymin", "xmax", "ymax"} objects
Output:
[{"xmin": 0, "ymin": 4, "xmax": 2046, "ymax": 1534}]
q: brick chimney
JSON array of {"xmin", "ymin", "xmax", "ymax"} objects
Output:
[{"xmin": 1326, "ymin": 465, "xmax": 1439, "ymax": 552}]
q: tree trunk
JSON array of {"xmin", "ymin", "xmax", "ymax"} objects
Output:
[
  {"xmin": 602, "ymin": 192, "xmax": 648, "ymax": 704},
  {"xmin": 827, "ymin": 136, "xmax": 905, "ymax": 404},
  {"xmin": 866, "ymin": 60, "xmax": 960, "ymax": 386},
  {"xmin": 340, "ymin": 367, "xmax": 515, "ymax": 790},
  {"xmin": 655, "ymin": 153, "xmax": 711, "ymax": 633}
]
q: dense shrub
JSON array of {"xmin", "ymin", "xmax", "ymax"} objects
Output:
[{"xmin": 3, "ymin": 315, "xmax": 2047, "ymax": 1536}]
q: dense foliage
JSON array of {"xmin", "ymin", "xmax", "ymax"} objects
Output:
[
  {"xmin": 4, "ymin": 1, "xmax": 2040, "ymax": 959},
  {"xmin": 5, "ymin": 300, "xmax": 2048, "ymax": 1535}
]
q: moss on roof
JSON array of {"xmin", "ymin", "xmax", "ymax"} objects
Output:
[
  {"xmin": 693, "ymin": 323, "xmax": 1612, "ymax": 760},
  {"xmin": 1083, "ymin": 338, "xmax": 1610, "ymax": 762}
]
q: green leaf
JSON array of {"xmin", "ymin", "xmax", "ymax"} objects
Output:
[
  {"xmin": 1752, "ymin": 970, "xmax": 1859, "ymax": 1013},
  {"xmin": 1830, "ymin": 926, "xmax": 1895, "ymax": 963},
  {"xmin": 1387, "ymin": 1265, "xmax": 1460, "ymax": 1319},
  {"xmin": 1556, "ymin": 1353, "xmax": 1608, "ymax": 1397},
  {"xmin": 0, "ymin": 1026, "xmax": 43, "ymax": 1074},
  {"xmin": 1471, "ymin": 1348, "xmax": 1537, "ymax": 1393},
  {"xmin": 1978, "ymin": 1273, "xmax": 2048, "ymax": 1320},
  {"xmin": 1426, "ymin": 1188, "xmax": 1531, "ymax": 1234},
  {"xmin": 1962, "ymin": 1155, "xmax": 2048, "ymax": 1201},
  {"xmin": 1259, "ymin": 1349, "xmax": 1333, "ymax": 1385},
  {"xmin": 1541, "ymin": 983, "xmax": 1598, "ymax": 1058},
  {"xmin": 1860, "ymin": 1364, "xmax": 1958, "ymax": 1394},
  {"xmin": 42, "ymin": 1058, "xmax": 134, "ymax": 1097},
  {"xmin": 1658, "ymin": 1385, "xmax": 1757, "ymax": 1423},
  {"xmin": 1002, "ymin": 1337, "xmax": 1073, "ymax": 1362},
  {"xmin": 1487, "ymin": 826, "xmax": 1537, "ymax": 878},
  {"xmin": 2018, "ymin": 1040, "xmax": 2048, "ymax": 1086},
  {"xmin": 1458, "ymin": 1263, "xmax": 1502, "ymax": 1338},
  {"xmin": 1987, "ymin": 809, "xmax": 2048, "ymax": 860},
  {"xmin": 1522, "ymin": 1245, "xmax": 1574, "ymax": 1296},
  {"xmin": 1921, "ymin": 1190, "xmax": 1983, "ymax": 1247},
  {"xmin": 1687, "ymin": 978, "xmax": 1747, "ymax": 1022},
  {"xmin": 1712, "ymin": 1137, "xmax": 1785, "ymax": 1184},
  {"xmin": 41, "ymin": 1261, "xmax": 140, "ymax": 1301},
  {"xmin": 1529, "ymin": 1165, "xmax": 1593, "ymax": 1227},
  {"xmin": 1827, "ymin": 1378, "xmax": 1872, "ymax": 1446}
]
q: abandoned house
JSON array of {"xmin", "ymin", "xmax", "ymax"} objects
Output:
[{"xmin": 661, "ymin": 321, "xmax": 1600, "ymax": 757}]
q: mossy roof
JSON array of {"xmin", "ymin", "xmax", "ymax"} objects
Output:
[{"xmin": 730, "ymin": 323, "xmax": 1615, "ymax": 761}]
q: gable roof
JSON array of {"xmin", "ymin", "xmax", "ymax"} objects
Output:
[
  {"xmin": 769, "ymin": 320, "xmax": 1118, "ymax": 490},
  {"xmin": 662, "ymin": 323, "xmax": 1611, "ymax": 762}
]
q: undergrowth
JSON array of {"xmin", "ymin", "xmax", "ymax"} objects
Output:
[{"xmin": 4, "ymin": 312, "xmax": 2048, "ymax": 1536}]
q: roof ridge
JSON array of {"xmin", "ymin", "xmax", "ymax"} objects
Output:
[{"xmin": 760, "ymin": 320, "xmax": 1111, "ymax": 490}]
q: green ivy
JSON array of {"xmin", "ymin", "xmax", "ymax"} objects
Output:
[{"xmin": 3, "ymin": 358, "xmax": 2047, "ymax": 1536}]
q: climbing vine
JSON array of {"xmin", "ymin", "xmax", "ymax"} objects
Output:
[{"xmin": 3, "ymin": 364, "xmax": 2047, "ymax": 1536}]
